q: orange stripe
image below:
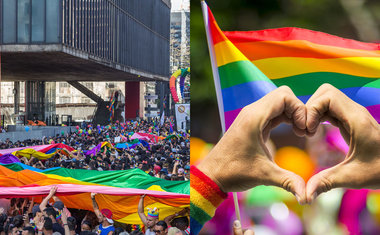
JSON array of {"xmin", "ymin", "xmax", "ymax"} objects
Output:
[
  {"xmin": 232, "ymin": 40, "xmax": 380, "ymax": 60},
  {"xmin": 191, "ymin": 174, "xmax": 224, "ymax": 207}
]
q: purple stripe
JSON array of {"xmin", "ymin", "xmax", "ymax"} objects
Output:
[
  {"xmin": 0, "ymin": 154, "xmax": 21, "ymax": 164},
  {"xmin": 367, "ymin": 104, "xmax": 380, "ymax": 123},
  {"xmin": 224, "ymin": 108, "xmax": 243, "ymax": 130}
]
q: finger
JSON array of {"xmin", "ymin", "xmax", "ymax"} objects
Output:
[
  {"xmin": 292, "ymin": 125, "xmax": 307, "ymax": 137},
  {"xmin": 265, "ymin": 164, "xmax": 306, "ymax": 204},
  {"xmin": 306, "ymin": 84, "xmax": 359, "ymax": 134},
  {"xmin": 244, "ymin": 229, "xmax": 255, "ymax": 235},
  {"xmin": 233, "ymin": 220, "xmax": 243, "ymax": 235},
  {"xmin": 260, "ymin": 86, "xmax": 306, "ymax": 131},
  {"xmin": 306, "ymin": 164, "xmax": 348, "ymax": 203},
  {"xmin": 262, "ymin": 114, "xmax": 291, "ymax": 141}
]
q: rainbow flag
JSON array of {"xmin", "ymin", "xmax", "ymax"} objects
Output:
[
  {"xmin": 0, "ymin": 164, "xmax": 189, "ymax": 225},
  {"xmin": 0, "ymin": 144, "xmax": 75, "ymax": 160},
  {"xmin": 202, "ymin": 1, "xmax": 380, "ymax": 131}
]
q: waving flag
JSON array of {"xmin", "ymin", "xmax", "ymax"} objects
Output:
[
  {"xmin": 0, "ymin": 164, "xmax": 189, "ymax": 225},
  {"xmin": 0, "ymin": 144, "xmax": 75, "ymax": 160},
  {"xmin": 202, "ymin": 1, "xmax": 380, "ymax": 132}
]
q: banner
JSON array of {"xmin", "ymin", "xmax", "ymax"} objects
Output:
[{"xmin": 175, "ymin": 104, "xmax": 190, "ymax": 132}]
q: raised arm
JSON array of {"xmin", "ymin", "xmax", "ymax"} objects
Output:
[
  {"xmin": 137, "ymin": 195, "xmax": 147, "ymax": 226},
  {"xmin": 164, "ymin": 207, "xmax": 189, "ymax": 225},
  {"xmin": 60, "ymin": 208, "xmax": 70, "ymax": 235},
  {"xmin": 90, "ymin": 193, "xmax": 102, "ymax": 222},
  {"xmin": 40, "ymin": 186, "xmax": 58, "ymax": 212}
]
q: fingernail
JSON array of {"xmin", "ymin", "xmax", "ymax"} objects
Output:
[
  {"xmin": 233, "ymin": 220, "xmax": 241, "ymax": 228},
  {"xmin": 295, "ymin": 194, "xmax": 301, "ymax": 204}
]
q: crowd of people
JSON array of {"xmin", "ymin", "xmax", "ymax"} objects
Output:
[{"xmin": 0, "ymin": 118, "xmax": 190, "ymax": 235}]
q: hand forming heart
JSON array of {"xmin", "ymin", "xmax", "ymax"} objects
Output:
[{"xmin": 198, "ymin": 84, "xmax": 380, "ymax": 205}]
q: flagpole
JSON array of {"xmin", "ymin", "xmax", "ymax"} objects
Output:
[{"xmin": 201, "ymin": 0, "xmax": 241, "ymax": 223}]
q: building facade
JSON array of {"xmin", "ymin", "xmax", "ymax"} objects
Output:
[{"xmin": 0, "ymin": 0, "xmax": 171, "ymax": 125}]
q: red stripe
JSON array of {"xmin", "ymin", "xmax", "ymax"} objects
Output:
[
  {"xmin": 224, "ymin": 27, "xmax": 380, "ymax": 51},
  {"xmin": 207, "ymin": 7, "xmax": 228, "ymax": 45},
  {"xmin": 191, "ymin": 173, "xmax": 225, "ymax": 208},
  {"xmin": 190, "ymin": 166, "xmax": 227, "ymax": 199}
]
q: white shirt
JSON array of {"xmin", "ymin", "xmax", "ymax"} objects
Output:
[{"xmin": 145, "ymin": 229, "xmax": 155, "ymax": 235}]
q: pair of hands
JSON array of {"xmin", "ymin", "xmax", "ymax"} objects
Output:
[{"xmin": 198, "ymin": 84, "xmax": 380, "ymax": 204}]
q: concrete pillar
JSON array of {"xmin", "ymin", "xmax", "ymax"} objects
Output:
[
  {"xmin": 125, "ymin": 81, "xmax": 141, "ymax": 120},
  {"xmin": 14, "ymin": 81, "xmax": 20, "ymax": 114}
]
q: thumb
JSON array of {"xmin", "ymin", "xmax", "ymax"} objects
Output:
[
  {"xmin": 269, "ymin": 165, "xmax": 306, "ymax": 204},
  {"xmin": 233, "ymin": 220, "xmax": 244, "ymax": 235},
  {"xmin": 233, "ymin": 220, "xmax": 255, "ymax": 235},
  {"xmin": 306, "ymin": 164, "xmax": 347, "ymax": 203}
]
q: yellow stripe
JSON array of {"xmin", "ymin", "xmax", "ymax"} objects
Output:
[
  {"xmin": 190, "ymin": 188, "xmax": 216, "ymax": 218},
  {"xmin": 13, "ymin": 149, "xmax": 55, "ymax": 160},
  {"xmin": 253, "ymin": 57, "xmax": 380, "ymax": 79},
  {"xmin": 214, "ymin": 40, "xmax": 249, "ymax": 67},
  {"xmin": 117, "ymin": 202, "xmax": 188, "ymax": 225},
  {"xmin": 44, "ymin": 174, "xmax": 99, "ymax": 185}
]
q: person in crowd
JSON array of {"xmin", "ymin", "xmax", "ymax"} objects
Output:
[
  {"xmin": 137, "ymin": 195, "xmax": 158, "ymax": 235},
  {"xmin": 91, "ymin": 193, "xmax": 114, "ymax": 235},
  {"xmin": 152, "ymin": 221, "xmax": 167, "ymax": 235},
  {"xmin": 0, "ymin": 118, "xmax": 189, "ymax": 235}
]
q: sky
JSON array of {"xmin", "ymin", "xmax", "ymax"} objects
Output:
[{"xmin": 171, "ymin": 0, "xmax": 190, "ymax": 11}]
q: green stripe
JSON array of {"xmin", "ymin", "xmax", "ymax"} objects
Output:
[
  {"xmin": 218, "ymin": 60, "xmax": 380, "ymax": 92},
  {"xmin": 272, "ymin": 72, "xmax": 380, "ymax": 96},
  {"xmin": 218, "ymin": 60, "xmax": 274, "ymax": 89},
  {"xmin": 2, "ymin": 164, "xmax": 189, "ymax": 194},
  {"xmin": 190, "ymin": 202, "xmax": 212, "ymax": 225}
]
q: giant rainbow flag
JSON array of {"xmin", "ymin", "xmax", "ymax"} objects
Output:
[
  {"xmin": 0, "ymin": 144, "xmax": 75, "ymax": 160},
  {"xmin": 202, "ymin": 1, "xmax": 380, "ymax": 131},
  {"xmin": 0, "ymin": 164, "xmax": 189, "ymax": 224}
]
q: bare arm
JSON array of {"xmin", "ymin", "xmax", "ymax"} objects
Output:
[
  {"xmin": 164, "ymin": 207, "xmax": 189, "ymax": 225},
  {"xmin": 173, "ymin": 160, "xmax": 179, "ymax": 175},
  {"xmin": 137, "ymin": 195, "xmax": 147, "ymax": 226},
  {"xmin": 91, "ymin": 193, "xmax": 102, "ymax": 222},
  {"xmin": 40, "ymin": 186, "xmax": 57, "ymax": 212},
  {"xmin": 61, "ymin": 209, "xmax": 70, "ymax": 235}
]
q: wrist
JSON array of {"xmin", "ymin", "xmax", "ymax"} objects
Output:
[{"xmin": 197, "ymin": 157, "xmax": 226, "ymax": 193}]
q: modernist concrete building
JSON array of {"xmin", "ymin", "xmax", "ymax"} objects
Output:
[{"xmin": 0, "ymin": 0, "xmax": 171, "ymax": 125}]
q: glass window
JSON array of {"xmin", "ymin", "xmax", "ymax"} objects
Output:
[
  {"xmin": 46, "ymin": 0, "xmax": 60, "ymax": 43},
  {"xmin": 17, "ymin": 0, "xmax": 31, "ymax": 43},
  {"xmin": 31, "ymin": 0, "xmax": 45, "ymax": 42},
  {"xmin": 2, "ymin": 0, "xmax": 16, "ymax": 43}
]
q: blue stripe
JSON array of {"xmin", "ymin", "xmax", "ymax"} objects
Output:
[
  {"xmin": 222, "ymin": 80, "xmax": 277, "ymax": 112},
  {"xmin": 222, "ymin": 83, "xmax": 380, "ymax": 112},
  {"xmin": 190, "ymin": 217, "xmax": 203, "ymax": 235},
  {"xmin": 0, "ymin": 163, "xmax": 61, "ymax": 172},
  {"xmin": 45, "ymin": 148, "xmax": 57, "ymax": 154},
  {"xmin": 297, "ymin": 87, "xmax": 380, "ymax": 107}
]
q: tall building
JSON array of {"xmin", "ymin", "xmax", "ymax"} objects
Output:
[{"xmin": 170, "ymin": 5, "xmax": 190, "ymax": 73}]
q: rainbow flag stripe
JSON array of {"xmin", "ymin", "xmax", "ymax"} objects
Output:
[
  {"xmin": 203, "ymin": 2, "xmax": 380, "ymax": 131},
  {"xmin": 0, "ymin": 164, "xmax": 189, "ymax": 225},
  {"xmin": 190, "ymin": 166, "xmax": 227, "ymax": 235}
]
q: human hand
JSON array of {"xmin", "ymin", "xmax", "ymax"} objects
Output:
[
  {"xmin": 233, "ymin": 220, "xmax": 254, "ymax": 235},
  {"xmin": 49, "ymin": 186, "xmax": 58, "ymax": 197},
  {"xmin": 36, "ymin": 218, "xmax": 44, "ymax": 231},
  {"xmin": 91, "ymin": 193, "xmax": 97, "ymax": 199},
  {"xmin": 305, "ymin": 84, "xmax": 380, "ymax": 203},
  {"xmin": 198, "ymin": 86, "xmax": 307, "ymax": 203}
]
